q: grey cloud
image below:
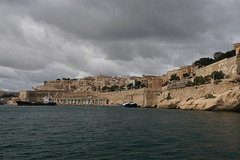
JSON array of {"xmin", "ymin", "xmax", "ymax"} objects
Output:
[{"xmin": 0, "ymin": 0, "xmax": 240, "ymax": 91}]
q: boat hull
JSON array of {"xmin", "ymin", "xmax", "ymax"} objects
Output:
[
  {"xmin": 16, "ymin": 101, "xmax": 56, "ymax": 106},
  {"xmin": 122, "ymin": 102, "xmax": 138, "ymax": 108}
]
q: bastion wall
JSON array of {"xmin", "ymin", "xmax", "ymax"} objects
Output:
[
  {"xmin": 195, "ymin": 56, "xmax": 239, "ymax": 78},
  {"xmin": 19, "ymin": 88, "xmax": 162, "ymax": 107},
  {"xmin": 158, "ymin": 82, "xmax": 239, "ymax": 102}
]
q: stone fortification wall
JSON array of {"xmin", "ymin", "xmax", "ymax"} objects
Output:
[
  {"xmin": 102, "ymin": 88, "xmax": 161, "ymax": 107},
  {"xmin": 36, "ymin": 85, "xmax": 64, "ymax": 91},
  {"xmin": 196, "ymin": 56, "xmax": 237, "ymax": 78},
  {"xmin": 158, "ymin": 82, "xmax": 238, "ymax": 102},
  {"xmin": 158, "ymin": 82, "xmax": 240, "ymax": 111},
  {"xmin": 54, "ymin": 88, "xmax": 162, "ymax": 107}
]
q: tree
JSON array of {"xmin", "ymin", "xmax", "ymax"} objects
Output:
[
  {"xmin": 56, "ymin": 78, "xmax": 60, "ymax": 80},
  {"xmin": 102, "ymin": 86, "xmax": 110, "ymax": 92},
  {"xmin": 135, "ymin": 81, "xmax": 141, "ymax": 89},
  {"xmin": 204, "ymin": 75, "xmax": 212, "ymax": 83},
  {"xmin": 194, "ymin": 76, "xmax": 205, "ymax": 85},
  {"xmin": 110, "ymin": 85, "xmax": 119, "ymax": 91},
  {"xmin": 141, "ymin": 83, "xmax": 146, "ymax": 88},
  {"xmin": 183, "ymin": 73, "xmax": 189, "ymax": 78},
  {"xmin": 127, "ymin": 83, "xmax": 133, "ymax": 90},
  {"xmin": 214, "ymin": 50, "xmax": 235, "ymax": 62},
  {"xmin": 194, "ymin": 57, "xmax": 215, "ymax": 68},
  {"xmin": 211, "ymin": 71, "xmax": 225, "ymax": 80},
  {"xmin": 62, "ymin": 78, "xmax": 70, "ymax": 80},
  {"xmin": 170, "ymin": 74, "xmax": 180, "ymax": 81},
  {"xmin": 213, "ymin": 52, "xmax": 224, "ymax": 60}
]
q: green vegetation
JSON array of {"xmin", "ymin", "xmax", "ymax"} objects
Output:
[
  {"xmin": 160, "ymin": 93, "xmax": 172, "ymax": 102},
  {"xmin": 110, "ymin": 85, "xmax": 119, "ymax": 92},
  {"xmin": 141, "ymin": 83, "xmax": 146, "ymax": 88},
  {"xmin": 211, "ymin": 70, "xmax": 225, "ymax": 80},
  {"xmin": 194, "ymin": 76, "xmax": 205, "ymax": 85},
  {"xmin": 166, "ymin": 93, "xmax": 172, "ymax": 100},
  {"xmin": 204, "ymin": 94, "xmax": 216, "ymax": 99},
  {"xmin": 0, "ymin": 94, "xmax": 17, "ymax": 98},
  {"xmin": 186, "ymin": 97, "xmax": 193, "ymax": 102},
  {"xmin": 183, "ymin": 73, "xmax": 189, "ymax": 78},
  {"xmin": 102, "ymin": 86, "xmax": 110, "ymax": 92},
  {"xmin": 194, "ymin": 50, "xmax": 236, "ymax": 68},
  {"xmin": 135, "ymin": 81, "xmax": 142, "ymax": 89},
  {"xmin": 170, "ymin": 74, "xmax": 180, "ymax": 81},
  {"xmin": 163, "ymin": 81, "xmax": 169, "ymax": 86},
  {"xmin": 186, "ymin": 71, "xmax": 224, "ymax": 87},
  {"xmin": 213, "ymin": 50, "xmax": 236, "ymax": 61},
  {"xmin": 62, "ymin": 78, "xmax": 70, "ymax": 80},
  {"xmin": 204, "ymin": 75, "xmax": 212, "ymax": 83},
  {"xmin": 186, "ymin": 81, "xmax": 194, "ymax": 87},
  {"xmin": 127, "ymin": 83, "xmax": 133, "ymax": 90},
  {"xmin": 194, "ymin": 57, "xmax": 215, "ymax": 68}
]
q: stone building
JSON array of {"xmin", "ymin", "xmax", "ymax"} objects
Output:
[
  {"xmin": 141, "ymin": 75, "xmax": 163, "ymax": 89},
  {"xmin": 54, "ymin": 88, "xmax": 162, "ymax": 107},
  {"xmin": 233, "ymin": 43, "xmax": 240, "ymax": 55},
  {"xmin": 165, "ymin": 65, "xmax": 193, "ymax": 82}
]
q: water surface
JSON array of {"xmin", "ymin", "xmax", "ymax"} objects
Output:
[{"xmin": 0, "ymin": 105, "xmax": 240, "ymax": 159}]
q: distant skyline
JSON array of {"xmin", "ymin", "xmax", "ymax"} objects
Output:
[{"xmin": 0, "ymin": 0, "xmax": 240, "ymax": 91}]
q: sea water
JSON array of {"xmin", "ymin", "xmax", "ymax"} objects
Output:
[{"xmin": 0, "ymin": 105, "xmax": 240, "ymax": 160}]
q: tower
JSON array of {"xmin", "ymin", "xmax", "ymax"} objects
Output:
[{"xmin": 233, "ymin": 43, "xmax": 240, "ymax": 55}]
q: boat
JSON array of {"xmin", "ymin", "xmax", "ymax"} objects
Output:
[
  {"xmin": 16, "ymin": 95, "xmax": 56, "ymax": 106},
  {"xmin": 122, "ymin": 102, "xmax": 138, "ymax": 108}
]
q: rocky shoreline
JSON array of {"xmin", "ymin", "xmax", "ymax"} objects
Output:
[{"xmin": 158, "ymin": 82, "xmax": 240, "ymax": 111}]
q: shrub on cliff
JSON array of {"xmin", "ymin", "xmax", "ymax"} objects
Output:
[
  {"xmin": 185, "ymin": 81, "xmax": 194, "ymax": 86},
  {"xmin": 127, "ymin": 83, "xmax": 133, "ymax": 90},
  {"xmin": 211, "ymin": 70, "xmax": 225, "ymax": 80},
  {"xmin": 163, "ymin": 81, "xmax": 169, "ymax": 86},
  {"xmin": 170, "ymin": 74, "xmax": 180, "ymax": 81},
  {"xmin": 186, "ymin": 97, "xmax": 193, "ymax": 102},
  {"xmin": 102, "ymin": 86, "xmax": 110, "ymax": 92},
  {"xmin": 110, "ymin": 85, "xmax": 119, "ymax": 91},
  {"xmin": 141, "ymin": 83, "xmax": 146, "ymax": 88},
  {"xmin": 204, "ymin": 75, "xmax": 212, "ymax": 83},
  {"xmin": 194, "ymin": 76, "xmax": 205, "ymax": 85},
  {"xmin": 204, "ymin": 94, "xmax": 216, "ymax": 99},
  {"xmin": 135, "ymin": 81, "xmax": 142, "ymax": 89},
  {"xmin": 183, "ymin": 73, "xmax": 189, "ymax": 78}
]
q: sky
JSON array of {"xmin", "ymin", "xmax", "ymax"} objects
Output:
[{"xmin": 0, "ymin": 0, "xmax": 240, "ymax": 92}]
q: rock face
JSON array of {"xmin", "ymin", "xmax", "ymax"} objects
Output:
[{"xmin": 158, "ymin": 85, "xmax": 240, "ymax": 111}]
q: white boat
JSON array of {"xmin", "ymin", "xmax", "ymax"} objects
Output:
[{"xmin": 122, "ymin": 102, "xmax": 138, "ymax": 108}]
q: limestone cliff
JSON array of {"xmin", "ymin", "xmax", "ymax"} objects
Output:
[{"xmin": 158, "ymin": 83, "xmax": 240, "ymax": 111}]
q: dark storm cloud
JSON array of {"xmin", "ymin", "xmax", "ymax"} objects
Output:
[{"xmin": 0, "ymin": 0, "xmax": 239, "ymax": 91}]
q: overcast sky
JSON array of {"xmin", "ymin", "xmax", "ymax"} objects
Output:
[{"xmin": 0, "ymin": 0, "xmax": 240, "ymax": 91}]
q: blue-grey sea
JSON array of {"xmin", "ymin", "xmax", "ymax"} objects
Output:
[{"xmin": 0, "ymin": 105, "xmax": 240, "ymax": 160}]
